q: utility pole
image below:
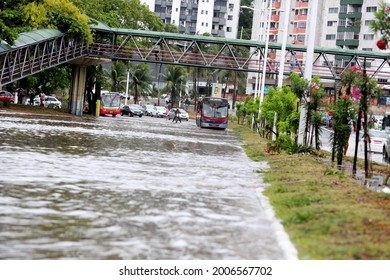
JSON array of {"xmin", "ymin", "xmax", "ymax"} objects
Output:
[{"xmin": 297, "ymin": 0, "xmax": 319, "ymax": 145}]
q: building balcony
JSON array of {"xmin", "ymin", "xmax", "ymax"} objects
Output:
[
  {"xmin": 293, "ymin": 40, "xmax": 305, "ymax": 45},
  {"xmin": 272, "ymin": 1, "xmax": 281, "ymax": 9},
  {"xmin": 293, "ymin": 15, "xmax": 308, "ymax": 21},
  {"xmin": 336, "ymin": 39, "xmax": 359, "ymax": 47},
  {"xmin": 292, "ymin": 27, "xmax": 306, "ymax": 34},
  {"xmin": 269, "ymin": 28, "xmax": 279, "ymax": 35},
  {"xmin": 271, "ymin": 14, "xmax": 280, "ymax": 21},
  {"xmin": 295, "ymin": 1, "xmax": 309, "ymax": 8},
  {"xmin": 340, "ymin": 0, "xmax": 363, "ymax": 5},
  {"xmin": 339, "ymin": 12, "xmax": 362, "ymax": 19},
  {"xmin": 337, "ymin": 26, "xmax": 361, "ymax": 33}
]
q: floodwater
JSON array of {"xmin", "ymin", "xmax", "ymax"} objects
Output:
[{"xmin": 0, "ymin": 111, "xmax": 296, "ymax": 260}]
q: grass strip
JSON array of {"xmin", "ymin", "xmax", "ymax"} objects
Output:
[{"xmin": 231, "ymin": 123, "xmax": 390, "ymax": 260}]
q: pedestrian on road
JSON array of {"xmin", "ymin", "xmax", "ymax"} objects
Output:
[{"xmin": 172, "ymin": 108, "xmax": 181, "ymax": 123}]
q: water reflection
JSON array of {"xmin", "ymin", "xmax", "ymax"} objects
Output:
[{"xmin": 0, "ymin": 112, "xmax": 295, "ymax": 259}]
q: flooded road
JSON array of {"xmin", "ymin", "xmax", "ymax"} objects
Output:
[{"xmin": 0, "ymin": 111, "xmax": 296, "ymax": 260}]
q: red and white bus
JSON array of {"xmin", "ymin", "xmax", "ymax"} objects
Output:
[
  {"xmin": 196, "ymin": 97, "xmax": 229, "ymax": 129},
  {"xmin": 100, "ymin": 92, "xmax": 121, "ymax": 117}
]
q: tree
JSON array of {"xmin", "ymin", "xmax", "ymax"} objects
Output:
[
  {"xmin": 22, "ymin": 0, "xmax": 92, "ymax": 43},
  {"xmin": 163, "ymin": 65, "xmax": 188, "ymax": 108},
  {"xmin": 102, "ymin": 61, "xmax": 128, "ymax": 93},
  {"xmin": 371, "ymin": 2, "xmax": 390, "ymax": 50},
  {"xmin": 128, "ymin": 63, "xmax": 153, "ymax": 104},
  {"xmin": 0, "ymin": 0, "xmax": 26, "ymax": 44},
  {"xmin": 260, "ymin": 85, "xmax": 298, "ymax": 138},
  {"xmin": 71, "ymin": 0, "xmax": 164, "ymax": 31}
]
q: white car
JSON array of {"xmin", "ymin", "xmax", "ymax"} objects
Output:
[
  {"xmin": 43, "ymin": 96, "xmax": 62, "ymax": 109},
  {"xmin": 167, "ymin": 108, "xmax": 189, "ymax": 121},
  {"xmin": 361, "ymin": 129, "xmax": 388, "ymax": 155},
  {"xmin": 152, "ymin": 106, "xmax": 167, "ymax": 118},
  {"xmin": 144, "ymin": 104, "xmax": 156, "ymax": 116}
]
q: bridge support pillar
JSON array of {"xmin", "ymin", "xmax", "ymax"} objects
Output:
[{"xmin": 69, "ymin": 65, "xmax": 87, "ymax": 116}]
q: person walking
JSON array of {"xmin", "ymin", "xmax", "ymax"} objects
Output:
[{"xmin": 172, "ymin": 108, "xmax": 181, "ymax": 123}]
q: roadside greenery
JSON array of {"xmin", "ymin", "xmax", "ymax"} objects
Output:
[{"xmin": 231, "ymin": 123, "xmax": 390, "ymax": 259}]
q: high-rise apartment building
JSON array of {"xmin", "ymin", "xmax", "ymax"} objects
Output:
[
  {"xmin": 247, "ymin": 0, "xmax": 386, "ymax": 94},
  {"xmin": 141, "ymin": 0, "xmax": 241, "ymax": 39}
]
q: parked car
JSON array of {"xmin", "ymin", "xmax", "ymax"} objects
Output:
[
  {"xmin": 144, "ymin": 104, "xmax": 156, "ymax": 116},
  {"xmin": 167, "ymin": 108, "xmax": 189, "ymax": 121},
  {"xmin": 120, "ymin": 104, "xmax": 143, "ymax": 117},
  {"xmin": 43, "ymin": 96, "xmax": 62, "ymax": 109},
  {"xmin": 152, "ymin": 106, "xmax": 167, "ymax": 118},
  {"xmin": 0, "ymin": 90, "xmax": 15, "ymax": 103}
]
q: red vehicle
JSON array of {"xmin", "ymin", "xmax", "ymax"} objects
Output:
[
  {"xmin": 100, "ymin": 92, "xmax": 121, "ymax": 117},
  {"xmin": 196, "ymin": 97, "xmax": 229, "ymax": 129},
  {"xmin": 0, "ymin": 90, "xmax": 15, "ymax": 103}
]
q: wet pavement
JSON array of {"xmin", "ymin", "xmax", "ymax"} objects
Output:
[{"xmin": 0, "ymin": 111, "xmax": 297, "ymax": 260}]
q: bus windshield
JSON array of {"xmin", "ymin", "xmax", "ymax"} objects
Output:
[
  {"xmin": 203, "ymin": 103, "xmax": 228, "ymax": 118},
  {"xmin": 101, "ymin": 94, "xmax": 120, "ymax": 107}
]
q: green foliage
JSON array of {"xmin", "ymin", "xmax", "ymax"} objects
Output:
[
  {"xmin": 371, "ymin": 2, "xmax": 390, "ymax": 45},
  {"xmin": 162, "ymin": 65, "xmax": 188, "ymax": 107},
  {"xmin": 128, "ymin": 63, "xmax": 153, "ymax": 104},
  {"xmin": 102, "ymin": 61, "xmax": 128, "ymax": 93},
  {"xmin": 72, "ymin": 0, "xmax": 164, "ymax": 31},
  {"xmin": 267, "ymin": 134, "xmax": 314, "ymax": 155},
  {"xmin": 260, "ymin": 85, "xmax": 298, "ymax": 134},
  {"xmin": 330, "ymin": 96, "xmax": 355, "ymax": 165},
  {"xmin": 0, "ymin": 1, "xmax": 25, "ymax": 44},
  {"xmin": 290, "ymin": 72, "xmax": 308, "ymax": 100},
  {"xmin": 22, "ymin": 0, "xmax": 92, "ymax": 44}
]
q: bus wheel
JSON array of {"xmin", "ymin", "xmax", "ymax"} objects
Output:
[{"xmin": 112, "ymin": 114, "xmax": 116, "ymax": 117}]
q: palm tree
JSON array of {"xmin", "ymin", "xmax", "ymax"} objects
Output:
[
  {"xmin": 128, "ymin": 63, "xmax": 153, "ymax": 104},
  {"xmin": 163, "ymin": 65, "xmax": 188, "ymax": 108},
  {"xmin": 102, "ymin": 61, "xmax": 128, "ymax": 92}
]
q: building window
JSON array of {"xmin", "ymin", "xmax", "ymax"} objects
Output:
[
  {"xmin": 205, "ymin": 11, "xmax": 208, "ymax": 15},
  {"xmin": 176, "ymin": 8, "xmax": 178, "ymax": 12},
  {"xmin": 329, "ymin": 7, "xmax": 338, "ymax": 14},
  {"xmin": 201, "ymin": 22, "xmax": 204, "ymax": 26},
  {"xmin": 229, "ymin": 3, "xmax": 234, "ymax": 12},
  {"xmin": 365, "ymin": 20, "xmax": 374, "ymax": 26},
  {"xmin": 340, "ymin": 5, "xmax": 347, "ymax": 13},
  {"xmin": 206, "ymin": 23, "xmax": 208, "ymax": 27},
  {"xmin": 201, "ymin": 10, "xmax": 204, "ymax": 14},
  {"xmin": 296, "ymin": 9, "xmax": 308, "ymax": 15},
  {"xmin": 297, "ymin": 35, "xmax": 305, "ymax": 42},
  {"xmin": 228, "ymin": 15, "xmax": 233, "ymax": 20},
  {"xmin": 227, "ymin": 27, "xmax": 232, "ymax": 32},
  {"xmin": 363, "ymin": 34, "xmax": 374, "ymax": 40},
  {"xmin": 366, "ymin": 7, "xmax": 377, "ymax": 13},
  {"xmin": 219, "ymin": 25, "xmax": 223, "ymax": 30},
  {"xmin": 327, "ymin": 21, "xmax": 337, "ymax": 27},
  {"xmin": 326, "ymin": 34, "xmax": 336, "ymax": 40}
]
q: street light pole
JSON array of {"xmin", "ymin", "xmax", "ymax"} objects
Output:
[
  {"xmin": 258, "ymin": 0, "xmax": 272, "ymax": 119},
  {"xmin": 297, "ymin": 0, "xmax": 319, "ymax": 145},
  {"xmin": 277, "ymin": 0, "xmax": 291, "ymax": 88}
]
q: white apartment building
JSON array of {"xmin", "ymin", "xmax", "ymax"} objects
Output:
[
  {"xmin": 247, "ymin": 0, "xmax": 387, "ymax": 95},
  {"xmin": 141, "ymin": 0, "xmax": 241, "ymax": 39}
]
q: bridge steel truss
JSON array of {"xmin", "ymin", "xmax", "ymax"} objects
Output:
[
  {"xmin": 89, "ymin": 25, "xmax": 390, "ymax": 85},
  {"xmin": 1, "ymin": 25, "xmax": 390, "ymax": 87},
  {"xmin": 0, "ymin": 29, "xmax": 87, "ymax": 87}
]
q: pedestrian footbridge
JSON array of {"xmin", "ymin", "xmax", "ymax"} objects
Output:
[{"xmin": 1, "ymin": 22, "xmax": 389, "ymax": 114}]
